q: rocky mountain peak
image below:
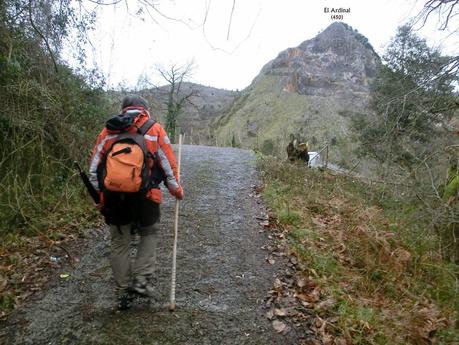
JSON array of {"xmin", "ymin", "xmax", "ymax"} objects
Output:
[
  {"xmin": 317, "ymin": 22, "xmax": 355, "ymax": 38},
  {"xmin": 316, "ymin": 22, "xmax": 352, "ymax": 39},
  {"xmin": 215, "ymin": 23, "xmax": 382, "ymax": 162},
  {"xmin": 307, "ymin": 22, "xmax": 376, "ymax": 55},
  {"xmin": 260, "ymin": 22, "xmax": 380, "ymax": 96}
]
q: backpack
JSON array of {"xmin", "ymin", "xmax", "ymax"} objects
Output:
[{"xmin": 98, "ymin": 112, "xmax": 156, "ymax": 194}]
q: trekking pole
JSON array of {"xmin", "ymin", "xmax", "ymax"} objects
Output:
[{"xmin": 169, "ymin": 133, "xmax": 183, "ymax": 311}]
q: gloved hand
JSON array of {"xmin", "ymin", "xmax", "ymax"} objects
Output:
[{"xmin": 170, "ymin": 185, "xmax": 184, "ymax": 200}]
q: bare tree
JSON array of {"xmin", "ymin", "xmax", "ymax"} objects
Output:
[
  {"xmin": 156, "ymin": 62, "xmax": 198, "ymax": 143},
  {"xmin": 414, "ymin": 0, "xmax": 459, "ymax": 76},
  {"xmin": 415, "ymin": 0, "xmax": 459, "ymax": 30}
]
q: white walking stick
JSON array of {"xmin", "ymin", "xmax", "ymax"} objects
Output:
[{"xmin": 170, "ymin": 133, "xmax": 182, "ymax": 311}]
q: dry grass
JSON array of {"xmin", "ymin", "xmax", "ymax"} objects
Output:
[
  {"xmin": 258, "ymin": 157, "xmax": 458, "ymax": 344},
  {"xmin": 0, "ymin": 198, "xmax": 102, "ymax": 318}
]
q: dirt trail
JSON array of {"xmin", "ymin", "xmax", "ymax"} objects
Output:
[{"xmin": 1, "ymin": 145, "xmax": 301, "ymax": 345}]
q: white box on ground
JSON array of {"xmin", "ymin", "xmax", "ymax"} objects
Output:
[{"xmin": 308, "ymin": 152, "xmax": 322, "ymax": 167}]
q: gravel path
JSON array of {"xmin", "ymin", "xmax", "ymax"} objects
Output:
[{"xmin": 1, "ymin": 145, "xmax": 300, "ymax": 345}]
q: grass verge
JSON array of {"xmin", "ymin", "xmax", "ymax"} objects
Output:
[
  {"xmin": 258, "ymin": 156, "xmax": 458, "ymax": 344},
  {"xmin": 0, "ymin": 183, "xmax": 102, "ymax": 318}
]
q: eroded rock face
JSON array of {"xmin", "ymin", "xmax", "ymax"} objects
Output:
[
  {"xmin": 214, "ymin": 22, "xmax": 382, "ymax": 165},
  {"xmin": 262, "ymin": 22, "xmax": 379, "ymax": 96}
]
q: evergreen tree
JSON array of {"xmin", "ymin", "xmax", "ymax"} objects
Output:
[{"xmin": 354, "ymin": 25, "xmax": 457, "ymax": 171}]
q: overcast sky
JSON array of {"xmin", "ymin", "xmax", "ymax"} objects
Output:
[{"xmin": 77, "ymin": 0, "xmax": 458, "ymax": 90}]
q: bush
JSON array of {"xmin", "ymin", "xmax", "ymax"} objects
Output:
[
  {"xmin": 257, "ymin": 155, "xmax": 459, "ymax": 344},
  {"xmin": 0, "ymin": 39, "xmax": 110, "ymax": 236}
]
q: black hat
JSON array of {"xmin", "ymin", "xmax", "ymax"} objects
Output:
[{"xmin": 121, "ymin": 95, "xmax": 149, "ymax": 110}]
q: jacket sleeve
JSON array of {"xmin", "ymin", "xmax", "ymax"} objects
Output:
[
  {"xmin": 156, "ymin": 125, "xmax": 181, "ymax": 192},
  {"xmin": 88, "ymin": 128, "xmax": 114, "ymax": 192}
]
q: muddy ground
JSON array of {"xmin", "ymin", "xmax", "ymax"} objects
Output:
[{"xmin": 0, "ymin": 145, "xmax": 303, "ymax": 345}]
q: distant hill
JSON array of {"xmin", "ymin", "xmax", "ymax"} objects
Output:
[
  {"xmin": 139, "ymin": 83, "xmax": 238, "ymax": 145},
  {"xmin": 214, "ymin": 22, "xmax": 380, "ymax": 168}
]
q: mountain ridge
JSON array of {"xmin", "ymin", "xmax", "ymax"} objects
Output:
[
  {"xmin": 138, "ymin": 82, "xmax": 238, "ymax": 145},
  {"xmin": 214, "ymin": 22, "xmax": 381, "ymax": 168}
]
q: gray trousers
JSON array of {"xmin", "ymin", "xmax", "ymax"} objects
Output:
[{"xmin": 110, "ymin": 224, "xmax": 158, "ymax": 289}]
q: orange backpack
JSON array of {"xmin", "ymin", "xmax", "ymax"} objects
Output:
[{"xmin": 99, "ymin": 118, "xmax": 156, "ymax": 194}]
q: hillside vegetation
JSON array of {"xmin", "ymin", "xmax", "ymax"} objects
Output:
[
  {"xmin": 0, "ymin": 1, "xmax": 112, "ymax": 312},
  {"xmin": 215, "ymin": 74, "xmax": 359, "ymax": 166},
  {"xmin": 254, "ymin": 22, "xmax": 458, "ymax": 343},
  {"xmin": 0, "ymin": 2, "xmax": 457, "ymax": 337},
  {"xmin": 0, "ymin": 2, "xmax": 112, "ymax": 235},
  {"xmin": 214, "ymin": 23, "xmax": 378, "ymax": 167},
  {"xmin": 258, "ymin": 158, "xmax": 458, "ymax": 344},
  {"xmin": 135, "ymin": 82, "xmax": 237, "ymax": 145}
]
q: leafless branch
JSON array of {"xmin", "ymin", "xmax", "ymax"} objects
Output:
[
  {"xmin": 177, "ymin": 89, "xmax": 199, "ymax": 108},
  {"xmin": 87, "ymin": 0, "xmax": 124, "ymax": 5},
  {"xmin": 138, "ymin": 0, "xmax": 184, "ymax": 22},
  {"xmin": 227, "ymin": 0, "xmax": 236, "ymax": 40},
  {"xmin": 201, "ymin": 0, "xmax": 261, "ymax": 54},
  {"xmin": 424, "ymin": 160, "xmax": 443, "ymax": 200},
  {"xmin": 28, "ymin": 0, "xmax": 58, "ymax": 73},
  {"xmin": 414, "ymin": 0, "xmax": 459, "ymax": 30}
]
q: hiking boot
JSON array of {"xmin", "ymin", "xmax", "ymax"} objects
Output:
[
  {"xmin": 117, "ymin": 290, "xmax": 133, "ymax": 310},
  {"xmin": 129, "ymin": 278, "xmax": 156, "ymax": 298}
]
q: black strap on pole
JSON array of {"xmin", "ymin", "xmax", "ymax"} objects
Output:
[{"xmin": 74, "ymin": 161, "xmax": 100, "ymax": 204}]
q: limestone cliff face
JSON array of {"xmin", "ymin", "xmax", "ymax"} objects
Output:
[
  {"xmin": 215, "ymin": 22, "xmax": 381, "ymax": 167},
  {"xmin": 261, "ymin": 22, "xmax": 379, "ymax": 96}
]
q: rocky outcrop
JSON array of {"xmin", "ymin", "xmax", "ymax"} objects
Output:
[
  {"xmin": 261, "ymin": 22, "xmax": 379, "ymax": 96},
  {"xmin": 215, "ymin": 22, "xmax": 381, "ymax": 167}
]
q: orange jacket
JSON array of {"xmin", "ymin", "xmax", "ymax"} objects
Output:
[{"xmin": 89, "ymin": 107, "xmax": 182, "ymax": 203}]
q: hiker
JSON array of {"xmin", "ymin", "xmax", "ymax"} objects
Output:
[
  {"xmin": 286, "ymin": 134, "xmax": 296, "ymax": 161},
  {"xmin": 89, "ymin": 95, "xmax": 184, "ymax": 310},
  {"xmin": 296, "ymin": 142, "xmax": 309, "ymax": 164},
  {"xmin": 286, "ymin": 134, "xmax": 309, "ymax": 164}
]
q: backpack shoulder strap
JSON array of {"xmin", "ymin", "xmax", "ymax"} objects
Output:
[
  {"xmin": 138, "ymin": 119, "xmax": 156, "ymax": 136},
  {"xmin": 112, "ymin": 119, "xmax": 156, "ymax": 152}
]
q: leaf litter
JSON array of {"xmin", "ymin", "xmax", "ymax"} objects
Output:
[{"xmin": 255, "ymin": 161, "xmax": 456, "ymax": 344}]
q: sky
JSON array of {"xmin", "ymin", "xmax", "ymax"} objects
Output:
[{"xmin": 76, "ymin": 0, "xmax": 458, "ymax": 90}]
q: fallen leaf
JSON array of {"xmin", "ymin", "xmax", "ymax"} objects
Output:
[
  {"xmin": 334, "ymin": 337, "xmax": 348, "ymax": 345},
  {"xmin": 259, "ymin": 220, "xmax": 270, "ymax": 227},
  {"xmin": 296, "ymin": 276, "xmax": 307, "ymax": 288},
  {"xmin": 301, "ymin": 301, "xmax": 311, "ymax": 307},
  {"xmin": 392, "ymin": 248, "xmax": 411, "ymax": 264},
  {"xmin": 295, "ymin": 292, "xmax": 310, "ymax": 302},
  {"xmin": 295, "ymin": 286, "xmax": 321, "ymax": 303},
  {"xmin": 309, "ymin": 287, "xmax": 321, "ymax": 301},
  {"xmin": 274, "ymin": 308, "xmax": 288, "ymax": 317},
  {"xmin": 272, "ymin": 320, "xmax": 287, "ymax": 333},
  {"xmin": 273, "ymin": 278, "xmax": 283, "ymax": 289},
  {"xmin": 316, "ymin": 298, "xmax": 334, "ymax": 310},
  {"xmin": 312, "ymin": 217, "xmax": 327, "ymax": 227},
  {"xmin": 267, "ymin": 257, "xmax": 275, "ymax": 265}
]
